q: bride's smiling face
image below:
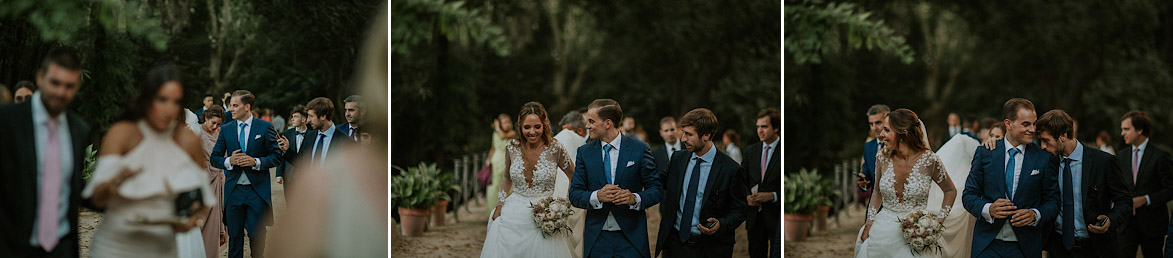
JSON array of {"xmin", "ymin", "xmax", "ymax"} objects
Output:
[
  {"xmin": 879, "ymin": 116, "xmax": 896, "ymax": 145},
  {"xmin": 521, "ymin": 114, "xmax": 544, "ymax": 144}
]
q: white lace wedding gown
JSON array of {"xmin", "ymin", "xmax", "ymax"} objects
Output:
[
  {"xmin": 854, "ymin": 150, "xmax": 954, "ymax": 258},
  {"xmin": 480, "ymin": 140, "xmax": 575, "ymax": 258}
]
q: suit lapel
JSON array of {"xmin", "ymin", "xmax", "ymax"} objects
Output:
[
  {"xmin": 701, "ymin": 152, "xmax": 725, "ymax": 210},
  {"xmin": 994, "ymin": 140, "xmax": 1010, "ymax": 198},
  {"xmin": 1138, "ymin": 145, "xmax": 1157, "ymax": 182},
  {"xmin": 747, "ymin": 143, "xmax": 764, "ymax": 185},
  {"xmin": 587, "ymin": 141, "xmax": 604, "ymax": 186},
  {"xmin": 1081, "ymin": 149, "xmax": 1092, "ymax": 202},
  {"xmin": 248, "ymin": 120, "xmax": 264, "ymax": 154},
  {"xmin": 616, "ymin": 136, "xmax": 635, "ymax": 186}
]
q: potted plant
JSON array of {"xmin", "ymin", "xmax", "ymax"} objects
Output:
[
  {"xmin": 784, "ymin": 168, "xmax": 822, "ymax": 241},
  {"xmin": 813, "ymin": 175, "xmax": 839, "ymax": 231},
  {"xmin": 392, "ymin": 163, "xmax": 442, "ymax": 237},
  {"xmin": 420, "ymin": 162, "xmax": 460, "ymax": 227}
]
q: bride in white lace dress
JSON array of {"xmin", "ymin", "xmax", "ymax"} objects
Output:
[
  {"xmin": 481, "ymin": 102, "xmax": 575, "ymax": 258},
  {"xmin": 855, "ymin": 109, "xmax": 958, "ymax": 257}
]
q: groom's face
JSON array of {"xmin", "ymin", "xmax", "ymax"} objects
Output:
[
  {"xmin": 585, "ymin": 108, "xmax": 609, "ymax": 139},
  {"xmin": 1005, "ymin": 108, "xmax": 1036, "ymax": 145}
]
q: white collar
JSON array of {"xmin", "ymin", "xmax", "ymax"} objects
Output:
[
  {"xmin": 238, "ymin": 115, "xmax": 254, "ymax": 127},
  {"xmin": 1003, "ymin": 138, "xmax": 1025, "ymax": 154},
  {"xmin": 1135, "ymin": 138, "xmax": 1150, "ymax": 152},
  {"xmin": 665, "ymin": 141, "xmax": 681, "ymax": 150},
  {"xmin": 602, "ymin": 133, "xmax": 622, "ymax": 151}
]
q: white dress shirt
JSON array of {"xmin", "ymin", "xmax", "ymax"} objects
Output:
[
  {"xmin": 981, "ymin": 139, "xmax": 1041, "ymax": 241},
  {"xmin": 28, "ymin": 91, "xmax": 74, "ymax": 247}
]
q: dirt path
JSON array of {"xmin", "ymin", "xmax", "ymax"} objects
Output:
[
  {"xmin": 783, "ymin": 205, "xmax": 868, "ymax": 258},
  {"xmin": 391, "ymin": 196, "xmax": 755, "ymax": 258},
  {"xmin": 78, "ymin": 168, "xmax": 286, "ymax": 258}
]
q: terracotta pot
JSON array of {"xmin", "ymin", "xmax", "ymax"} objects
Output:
[
  {"xmin": 784, "ymin": 213, "xmax": 813, "ymax": 242},
  {"xmin": 399, "ymin": 207, "xmax": 432, "ymax": 237},
  {"xmin": 431, "ymin": 200, "xmax": 450, "ymax": 227},
  {"xmin": 814, "ymin": 205, "xmax": 830, "ymax": 231}
]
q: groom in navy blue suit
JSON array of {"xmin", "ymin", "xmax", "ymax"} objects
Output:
[
  {"xmin": 569, "ymin": 99, "xmax": 663, "ymax": 258},
  {"xmin": 963, "ymin": 98, "xmax": 1060, "ymax": 258},
  {"xmin": 210, "ymin": 90, "xmax": 283, "ymax": 258}
]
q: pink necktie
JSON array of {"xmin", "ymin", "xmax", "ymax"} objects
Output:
[
  {"xmin": 38, "ymin": 119, "xmax": 61, "ymax": 251},
  {"xmin": 761, "ymin": 145, "xmax": 769, "ymax": 181},
  {"xmin": 1134, "ymin": 148, "xmax": 1140, "ymax": 183}
]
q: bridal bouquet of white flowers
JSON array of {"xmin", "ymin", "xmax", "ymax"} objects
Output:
[
  {"xmin": 898, "ymin": 210, "xmax": 944, "ymax": 256},
  {"xmin": 530, "ymin": 196, "xmax": 575, "ymax": 238}
]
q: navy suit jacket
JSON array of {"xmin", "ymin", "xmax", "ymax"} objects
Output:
[
  {"xmin": 210, "ymin": 118, "xmax": 283, "ymax": 205},
  {"xmin": 336, "ymin": 123, "xmax": 355, "ymax": 140},
  {"xmin": 860, "ymin": 139, "xmax": 880, "ymax": 190},
  {"xmin": 569, "ymin": 135, "xmax": 663, "ymax": 258},
  {"xmin": 962, "ymin": 139, "xmax": 1060, "ymax": 258}
]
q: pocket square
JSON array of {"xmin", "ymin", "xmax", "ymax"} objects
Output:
[
  {"xmin": 626, "ymin": 161, "xmax": 635, "ymax": 167},
  {"xmin": 254, "ymin": 135, "xmax": 261, "ymax": 140},
  {"xmin": 1030, "ymin": 169, "xmax": 1039, "ymax": 176}
]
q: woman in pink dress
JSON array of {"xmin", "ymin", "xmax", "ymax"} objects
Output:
[{"xmin": 198, "ymin": 105, "xmax": 229, "ymax": 258}]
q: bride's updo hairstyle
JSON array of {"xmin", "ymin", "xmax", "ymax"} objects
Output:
[
  {"xmin": 887, "ymin": 108, "xmax": 929, "ymax": 155},
  {"xmin": 515, "ymin": 101, "xmax": 554, "ymax": 146}
]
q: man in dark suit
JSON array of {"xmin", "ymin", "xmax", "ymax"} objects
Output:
[
  {"xmin": 335, "ymin": 95, "xmax": 364, "ymax": 142},
  {"xmin": 652, "ymin": 116, "xmax": 684, "ymax": 179},
  {"xmin": 1115, "ymin": 110, "xmax": 1173, "ymax": 258},
  {"xmin": 1034, "ymin": 110, "xmax": 1131, "ymax": 258},
  {"xmin": 742, "ymin": 108, "xmax": 781, "ymax": 258},
  {"xmin": 195, "ymin": 94, "xmax": 214, "ymax": 123},
  {"xmin": 0, "ymin": 48, "xmax": 91, "ymax": 258},
  {"xmin": 655, "ymin": 108, "xmax": 747, "ymax": 258},
  {"xmin": 278, "ymin": 99, "xmax": 349, "ymax": 179},
  {"xmin": 856, "ymin": 105, "xmax": 888, "ymax": 203},
  {"xmin": 963, "ymin": 98, "xmax": 1060, "ymax": 258},
  {"xmin": 275, "ymin": 105, "xmax": 309, "ymax": 199},
  {"xmin": 210, "ymin": 90, "xmax": 283, "ymax": 258},
  {"xmin": 569, "ymin": 99, "xmax": 663, "ymax": 258}
]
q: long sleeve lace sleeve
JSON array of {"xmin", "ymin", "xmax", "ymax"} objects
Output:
[
  {"xmin": 867, "ymin": 155, "xmax": 885, "ymax": 224},
  {"xmin": 931, "ymin": 154, "xmax": 957, "ymax": 216}
]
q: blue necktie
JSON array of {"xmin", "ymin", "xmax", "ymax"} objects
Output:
[
  {"xmin": 679, "ymin": 157, "xmax": 704, "ymax": 242},
  {"xmin": 1006, "ymin": 148, "xmax": 1020, "ymax": 199},
  {"xmin": 1062, "ymin": 158, "xmax": 1075, "ymax": 249},
  {"xmin": 603, "ymin": 144, "xmax": 614, "ymax": 184},
  {"xmin": 238, "ymin": 123, "xmax": 248, "ymax": 152},
  {"xmin": 313, "ymin": 132, "xmax": 326, "ymax": 165}
]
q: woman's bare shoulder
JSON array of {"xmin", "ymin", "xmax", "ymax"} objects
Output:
[{"xmin": 99, "ymin": 121, "xmax": 142, "ymax": 155}]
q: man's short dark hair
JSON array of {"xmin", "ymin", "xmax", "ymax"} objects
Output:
[
  {"xmin": 15, "ymin": 80, "xmax": 35, "ymax": 92},
  {"xmin": 757, "ymin": 108, "xmax": 780, "ymax": 130},
  {"xmin": 306, "ymin": 97, "xmax": 335, "ymax": 121},
  {"xmin": 1002, "ymin": 98, "xmax": 1035, "ymax": 121},
  {"xmin": 290, "ymin": 104, "xmax": 307, "ymax": 118},
  {"xmin": 1036, "ymin": 110, "xmax": 1074, "ymax": 140},
  {"xmin": 679, "ymin": 108, "xmax": 719, "ymax": 140},
  {"xmin": 588, "ymin": 99, "xmax": 619, "ymax": 110},
  {"xmin": 659, "ymin": 116, "xmax": 677, "ymax": 127},
  {"xmin": 866, "ymin": 104, "xmax": 890, "ymax": 116},
  {"xmin": 1122, "ymin": 110, "xmax": 1151, "ymax": 137},
  {"xmin": 232, "ymin": 90, "xmax": 255, "ymax": 109},
  {"xmin": 596, "ymin": 105, "xmax": 623, "ymax": 127},
  {"xmin": 40, "ymin": 47, "xmax": 82, "ymax": 72}
]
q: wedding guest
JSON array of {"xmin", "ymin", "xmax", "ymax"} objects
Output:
[
  {"xmin": 1117, "ymin": 110, "xmax": 1173, "ymax": 258},
  {"xmin": 1095, "ymin": 131, "xmax": 1115, "ymax": 155},
  {"xmin": 83, "ymin": 64, "xmax": 214, "ymax": 258},
  {"xmin": 0, "ymin": 47, "xmax": 92, "ymax": 258},
  {"xmin": 978, "ymin": 117, "xmax": 999, "ymax": 142},
  {"xmin": 198, "ymin": 105, "xmax": 229, "ymax": 258},
  {"xmin": 1035, "ymin": 110, "xmax": 1130, "ymax": 258},
  {"xmin": 14, "ymin": 80, "xmax": 36, "ymax": 103},
  {"xmin": 940, "ymin": 112, "xmax": 962, "ymax": 148},
  {"xmin": 722, "ymin": 129, "xmax": 743, "ymax": 165},
  {"xmin": 485, "ymin": 113, "xmax": 515, "ymax": 217},
  {"xmin": 210, "ymin": 90, "xmax": 282, "ymax": 258},
  {"xmin": 621, "ymin": 116, "xmax": 636, "ymax": 136},
  {"xmin": 195, "ymin": 95, "xmax": 214, "ymax": 122},
  {"xmin": 743, "ymin": 107, "xmax": 780, "ymax": 258},
  {"xmin": 337, "ymin": 95, "xmax": 364, "ymax": 141},
  {"xmin": 276, "ymin": 105, "xmax": 310, "ymax": 198},
  {"xmin": 655, "ymin": 108, "xmax": 747, "ymax": 258},
  {"xmin": 857, "ymin": 105, "xmax": 888, "ymax": 196},
  {"xmin": 278, "ymin": 98, "xmax": 349, "ymax": 179},
  {"xmin": 634, "ymin": 124, "xmax": 649, "ymax": 143},
  {"xmin": 988, "ymin": 122, "xmax": 1006, "ymax": 142},
  {"xmin": 269, "ymin": 108, "xmax": 285, "ymax": 131},
  {"xmin": 268, "ymin": 14, "xmax": 388, "ymax": 256},
  {"xmin": 653, "ymin": 116, "xmax": 685, "ymax": 179}
]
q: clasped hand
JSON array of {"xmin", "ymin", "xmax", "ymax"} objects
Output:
[
  {"xmin": 230, "ymin": 150, "xmax": 256, "ymax": 167},
  {"xmin": 991, "ymin": 198, "xmax": 1035, "ymax": 227},
  {"xmin": 598, "ymin": 184, "xmax": 636, "ymax": 205}
]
